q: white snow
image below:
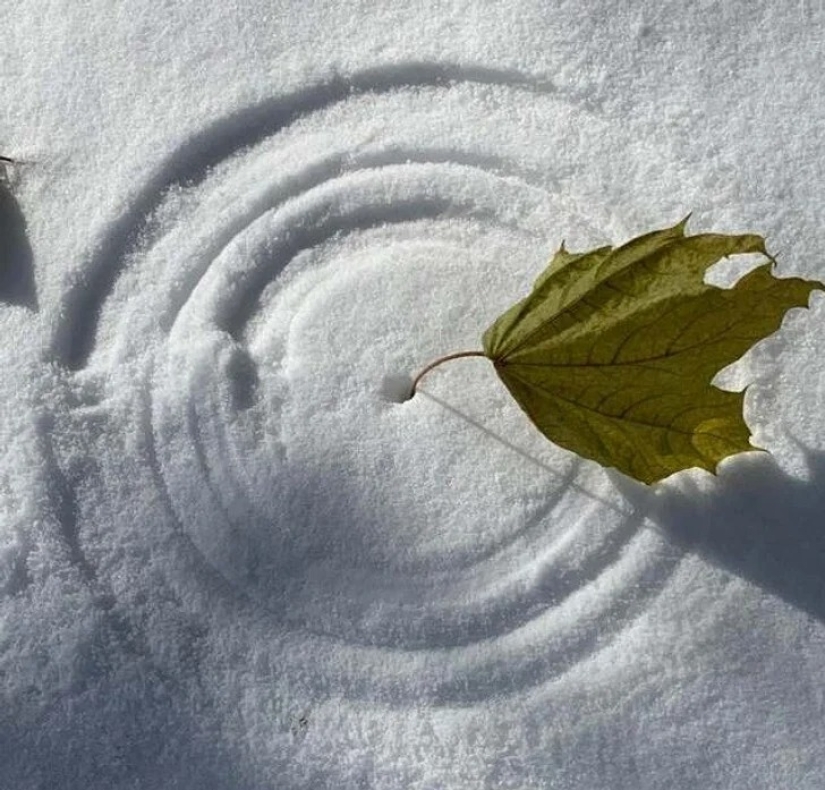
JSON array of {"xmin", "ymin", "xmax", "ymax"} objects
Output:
[{"xmin": 3, "ymin": 2, "xmax": 825, "ymax": 788}]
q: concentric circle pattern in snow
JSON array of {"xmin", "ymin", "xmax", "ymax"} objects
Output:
[{"xmin": 45, "ymin": 65, "xmax": 682, "ymax": 705}]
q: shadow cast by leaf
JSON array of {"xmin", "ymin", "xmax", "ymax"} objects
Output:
[
  {"xmin": 419, "ymin": 389, "xmax": 627, "ymax": 513},
  {"xmin": 617, "ymin": 445, "xmax": 825, "ymax": 624}
]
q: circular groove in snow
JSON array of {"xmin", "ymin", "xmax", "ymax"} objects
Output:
[{"xmin": 45, "ymin": 64, "xmax": 682, "ymax": 704}]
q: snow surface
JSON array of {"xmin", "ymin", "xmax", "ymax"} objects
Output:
[{"xmin": 3, "ymin": 2, "xmax": 825, "ymax": 788}]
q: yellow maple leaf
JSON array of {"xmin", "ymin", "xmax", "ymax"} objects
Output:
[{"xmin": 411, "ymin": 218, "xmax": 824, "ymax": 483}]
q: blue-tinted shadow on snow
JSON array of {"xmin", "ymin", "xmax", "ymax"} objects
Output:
[
  {"xmin": 0, "ymin": 666, "xmax": 242, "ymax": 790},
  {"xmin": 617, "ymin": 442, "xmax": 825, "ymax": 625},
  {"xmin": 431, "ymin": 394, "xmax": 825, "ymax": 629},
  {"xmin": 0, "ymin": 426, "xmax": 247, "ymax": 790}
]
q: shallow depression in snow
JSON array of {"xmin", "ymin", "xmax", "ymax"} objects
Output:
[{"xmin": 40, "ymin": 68, "xmax": 681, "ymax": 701}]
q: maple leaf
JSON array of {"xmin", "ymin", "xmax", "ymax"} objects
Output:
[{"xmin": 410, "ymin": 218, "xmax": 824, "ymax": 484}]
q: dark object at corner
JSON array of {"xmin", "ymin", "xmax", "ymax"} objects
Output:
[{"xmin": 0, "ymin": 175, "xmax": 37, "ymax": 310}]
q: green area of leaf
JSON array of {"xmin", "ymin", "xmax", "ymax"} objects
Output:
[{"xmin": 481, "ymin": 218, "xmax": 824, "ymax": 483}]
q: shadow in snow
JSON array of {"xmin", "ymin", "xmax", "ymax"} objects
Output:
[
  {"xmin": 616, "ymin": 441, "xmax": 825, "ymax": 624},
  {"xmin": 0, "ymin": 181, "xmax": 36, "ymax": 309},
  {"xmin": 0, "ymin": 416, "xmax": 249, "ymax": 790},
  {"xmin": 420, "ymin": 389, "xmax": 630, "ymax": 513},
  {"xmin": 0, "ymin": 667, "xmax": 242, "ymax": 790},
  {"xmin": 429, "ymin": 373, "xmax": 825, "ymax": 626}
]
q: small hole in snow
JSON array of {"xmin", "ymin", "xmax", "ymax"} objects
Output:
[{"xmin": 381, "ymin": 374, "xmax": 413, "ymax": 403}]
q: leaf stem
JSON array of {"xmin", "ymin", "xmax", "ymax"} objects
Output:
[{"xmin": 409, "ymin": 350, "xmax": 488, "ymax": 397}]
